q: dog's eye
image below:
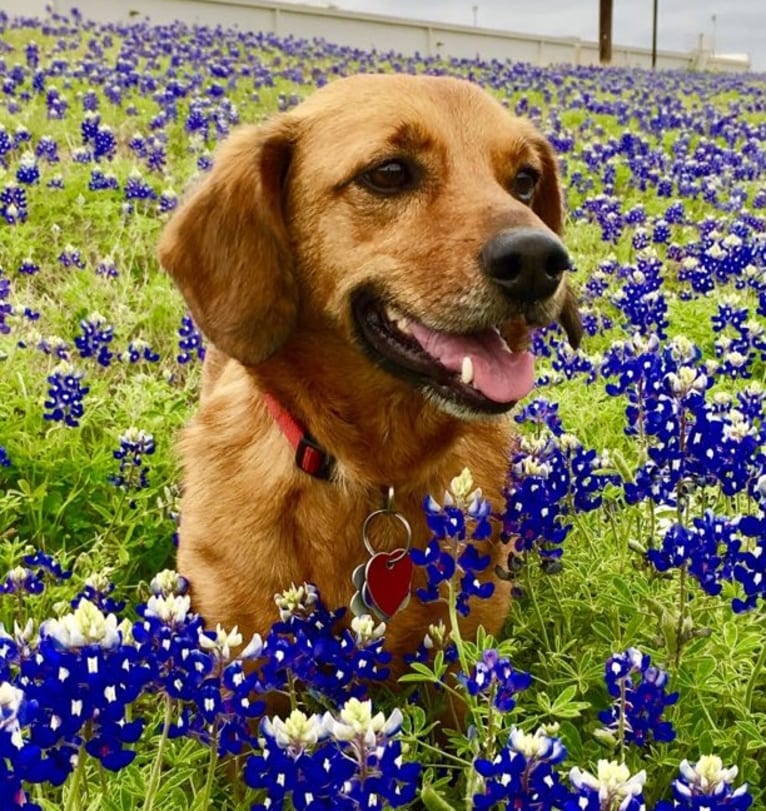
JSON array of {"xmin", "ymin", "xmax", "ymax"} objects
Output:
[
  {"xmin": 511, "ymin": 170, "xmax": 539, "ymax": 203},
  {"xmin": 360, "ymin": 160, "xmax": 415, "ymax": 194}
]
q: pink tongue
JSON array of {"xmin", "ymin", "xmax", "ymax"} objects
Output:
[{"xmin": 408, "ymin": 322, "xmax": 535, "ymax": 403}]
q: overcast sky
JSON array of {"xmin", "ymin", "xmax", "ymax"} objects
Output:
[{"xmin": 308, "ymin": 0, "xmax": 765, "ymax": 71}]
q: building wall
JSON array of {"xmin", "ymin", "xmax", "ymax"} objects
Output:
[{"xmin": 5, "ymin": 0, "xmax": 750, "ymax": 72}]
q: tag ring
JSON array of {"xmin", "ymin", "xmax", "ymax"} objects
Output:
[{"xmin": 362, "ymin": 509, "xmax": 412, "ymax": 562}]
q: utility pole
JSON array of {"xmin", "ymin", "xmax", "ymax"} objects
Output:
[
  {"xmin": 651, "ymin": 0, "xmax": 659, "ymax": 68},
  {"xmin": 599, "ymin": 0, "xmax": 613, "ymax": 64}
]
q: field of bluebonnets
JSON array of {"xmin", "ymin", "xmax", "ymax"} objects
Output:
[{"xmin": 0, "ymin": 6, "xmax": 765, "ymax": 810}]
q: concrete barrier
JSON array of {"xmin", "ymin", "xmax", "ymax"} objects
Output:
[{"xmin": 5, "ymin": 0, "xmax": 751, "ymax": 72}]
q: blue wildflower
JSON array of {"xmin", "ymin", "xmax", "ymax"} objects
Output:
[
  {"xmin": 43, "ymin": 362, "xmax": 89, "ymax": 427},
  {"xmin": 655, "ymin": 755, "xmax": 753, "ymax": 811},
  {"xmin": 460, "ymin": 648, "xmax": 531, "ymax": 712},
  {"xmin": 177, "ymin": 313, "xmax": 206, "ymax": 364},
  {"xmin": 599, "ymin": 648, "xmax": 678, "ymax": 747},
  {"xmin": 74, "ymin": 312, "xmax": 114, "ymax": 367},
  {"xmin": 473, "ymin": 726, "xmax": 569, "ymax": 810}
]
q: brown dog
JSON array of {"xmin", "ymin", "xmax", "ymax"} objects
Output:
[{"xmin": 159, "ymin": 74, "xmax": 581, "ymax": 673}]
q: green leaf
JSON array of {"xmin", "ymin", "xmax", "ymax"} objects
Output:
[{"xmin": 420, "ymin": 784, "xmax": 459, "ymax": 811}]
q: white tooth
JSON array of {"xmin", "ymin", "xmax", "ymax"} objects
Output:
[
  {"xmin": 398, "ymin": 317, "xmax": 411, "ymax": 334},
  {"xmin": 385, "ymin": 305, "xmax": 401, "ymax": 322},
  {"xmin": 461, "ymin": 355, "xmax": 474, "ymax": 385}
]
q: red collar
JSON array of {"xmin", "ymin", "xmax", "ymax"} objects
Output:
[{"xmin": 263, "ymin": 392, "xmax": 335, "ymax": 480}]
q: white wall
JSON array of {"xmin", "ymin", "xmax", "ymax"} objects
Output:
[{"xmin": 2, "ymin": 0, "xmax": 750, "ymax": 72}]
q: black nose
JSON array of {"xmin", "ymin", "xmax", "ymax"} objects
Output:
[{"xmin": 481, "ymin": 228, "xmax": 571, "ymax": 302}]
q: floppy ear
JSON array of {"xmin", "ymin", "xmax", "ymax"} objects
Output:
[
  {"xmin": 530, "ymin": 135, "xmax": 583, "ymax": 349},
  {"xmin": 531, "ymin": 135, "xmax": 565, "ymax": 237},
  {"xmin": 559, "ymin": 286, "xmax": 583, "ymax": 350},
  {"xmin": 158, "ymin": 119, "xmax": 297, "ymax": 366}
]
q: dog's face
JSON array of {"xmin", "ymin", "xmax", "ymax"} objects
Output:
[{"xmin": 160, "ymin": 74, "xmax": 581, "ymax": 417}]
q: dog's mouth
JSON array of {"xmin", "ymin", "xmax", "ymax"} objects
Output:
[{"xmin": 351, "ymin": 290, "xmax": 535, "ymax": 414}]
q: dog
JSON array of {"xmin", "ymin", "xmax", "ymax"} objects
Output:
[{"xmin": 159, "ymin": 74, "xmax": 581, "ymax": 676}]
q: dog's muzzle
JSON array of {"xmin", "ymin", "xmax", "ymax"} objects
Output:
[{"xmin": 481, "ymin": 228, "xmax": 571, "ymax": 302}]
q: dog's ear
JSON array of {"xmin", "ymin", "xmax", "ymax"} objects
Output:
[
  {"xmin": 530, "ymin": 135, "xmax": 583, "ymax": 349},
  {"xmin": 559, "ymin": 285, "xmax": 583, "ymax": 350},
  {"xmin": 531, "ymin": 135, "xmax": 565, "ymax": 237},
  {"xmin": 158, "ymin": 119, "xmax": 297, "ymax": 366}
]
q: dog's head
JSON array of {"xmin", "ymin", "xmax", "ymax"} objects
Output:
[{"xmin": 159, "ymin": 74, "xmax": 582, "ymax": 417}]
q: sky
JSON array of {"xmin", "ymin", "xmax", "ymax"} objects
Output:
[{"xmin": 295, "ymin": 0, "xmax": 765, "ymax": 71}]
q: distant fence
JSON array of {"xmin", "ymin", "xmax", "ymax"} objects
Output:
[{"xmin": 9, "ymin": 0, "xmax": 751, "ymax": 72}]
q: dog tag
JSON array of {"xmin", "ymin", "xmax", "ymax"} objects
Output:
[
  {"xmin": 365, "ymin": 550, "xmax": 413, "ymax": 619},
  {"xmin": 349, "ymin": 501, "xmax": 413, "ymax": 620}
]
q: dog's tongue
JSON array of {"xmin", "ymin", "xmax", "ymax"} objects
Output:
[{"xmin": 408, "ymin": 322, "xmax": 534, "ymax": 403}]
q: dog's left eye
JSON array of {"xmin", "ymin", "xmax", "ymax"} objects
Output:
[
  {"xmin": 511, "ymin": 170, "xmax": 539, "ymax": 203},
  {"xmin": 359, "ymin": 160, "xmax": 415, "ymax": 194}
]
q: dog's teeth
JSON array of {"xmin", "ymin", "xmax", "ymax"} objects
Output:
[
  {"xmin": 385, "ymin": 305, "xmax": 401, "ymax": 322},
  {"xmin": 461, "ymin": 355, "xmax": 474, "ymax": 385},
  {"xmin": 398, "ymin": 317, "xmax": 410, "ymax": 334}
]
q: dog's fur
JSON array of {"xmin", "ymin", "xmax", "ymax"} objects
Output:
[{"xmin": 159, "ymin": 74, "xmax": 581, "ymax": 673}]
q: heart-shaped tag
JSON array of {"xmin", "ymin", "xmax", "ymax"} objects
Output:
[{"xmin": 364, "ymin": 550, "xmax": 413, "ymax": 619}]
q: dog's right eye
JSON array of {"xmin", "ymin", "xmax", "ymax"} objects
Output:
[{"xmin": 359, "ymin": 160, "xmax": 415, "ymax": 194}]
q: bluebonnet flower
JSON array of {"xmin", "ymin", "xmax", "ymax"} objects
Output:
[
  {"xmin": 260, "ymin": 583, "xmax": 390, "ymax": 702},
  {"xmin": 25, "ymin": 40, "xmax": 39, "ymax": 68},
  {"xmin": 0, "ymin": 566, "xmax": 44, "ymax": 595},
  {"xmin": 96, "ymin": 256, "xmax": 119, "ymax": 278},
  {"xmin": 93, "ymin": 125, "xmax": 117, "ymax": 161},
  {"xmin": 13, "ymin": 126, "xmax": 31, "ymax": 149},
  {"xmin": 71, "ymin": 571, "xmax": 125, "ymax": 615},
  {"xmin": 246, "ymin": 699, "xmax": 418, "ymax": 810},
  {"xmin": 72, "ymin": 146, "xmax": 93, "ymax": 164},
  {"xmin": 6, "ymin": 600, "xmax": 149, "ymax": 785},
  {"xmin": 123, "ymin": 168, "xmax": 157, "ymax": 207},
  {"xmin": 22, "ymin": 551, "xmax": 71, "ymax": 582},
  {"xmin": 158, "ymin": 188, "xmax": 178, "ymax": 213},
  {"xmin": 473, "ymin": 725, "xmax": 569, "ymax": 810},
  {"xmin": 647, "ymin": 512, "xmax": 742, "ymax": 598},
  {"xmin": 652, "ymin": 219, "xmax": 671, "ymax": 244},
  {"xmin": 43, "ymin": 362, "xmax": 89, "ymax": 427},
  {"xmin": 15, "ymin": 152, "xmax": 39, "ymax": 185},
  {"xmin": 514, "ymin": 397, "xmax": 564, "ymax": 436},
  {"xmin": 1, "ymin": 183, "xmax": 27, "ymax": 224},
  {"xmin": 502, "ymin": 432, "xmax": 615, "ymax": 572},
  {"xmin": 412, "ymin": 469, "xmax": 496, "ymax": 616},
  {"xmin": 177, "ymin": 313, "xmax": 206, "ymax": 364},
  {"xmin": 82, "ymin": 90, "xmax": 99, "ymax": 112},
  {"xmin": 74, "ymin": 312, "xmax": 114, "ymax": 366},
  {"xmin": 732, "ymin": 482, "xmax": 766, "ymax": 612},
  {"xmin": 0, "ymin": 446, "xmax": 10, "ymax": 468},
  {"xmin": 598, "ymin": 648, "xmax": 677, "ymax": 747},
  {"xmin": 17, "ymin": 257, "xmax": 39, "ymax": 275},
  {"xmin": 567, "ymin": 760, "xmax": 647, "ymax": 811},
  {"xmin": 109, "ymin": 427, "xmax": 155, "ymax": 501},
  {"xmin": 146, "ymin": 142, "xmax": 167, "ymax": 173},
  {"xmin": 0, "ymin": 273, "xmax": 11, "ymax": 334},
  {"xmin": 611, "ymin": 254, "xmax": 668, "ymax": 338},
  {"xmin": 133, "ymin": 590, "xmax": 224, "ymax": 743},
  {"xmin": 128, "ymin": 132, "xmax": 147, "ymax": 156},
  {"xmin": 460, "ymin": 648, "xmax": 531, "ymax": 712},
  {"xmin": 57, "ymin": 245, "xmax": 86, "ymax": 269},
  {"xmin": 88, "ymin": 168, "xmax": 120, "ymax": 191},
  {"xmin": 121, "ymin": 338, "xmax": 160, "ymax": 363},
  {"xmin": 655, "ymin": 755, "xmax": 753, "ymax": 810},
  {"xmin": 33, "ymin": 333, "xmax": 70, "ymax": 360},
  {"xmin": 0, "ymin": 681, "xmax": 41, "ymax": 811},
  {"xmin": 632, "ymin": 228, "xmax": 650, "ymax": 251}
]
